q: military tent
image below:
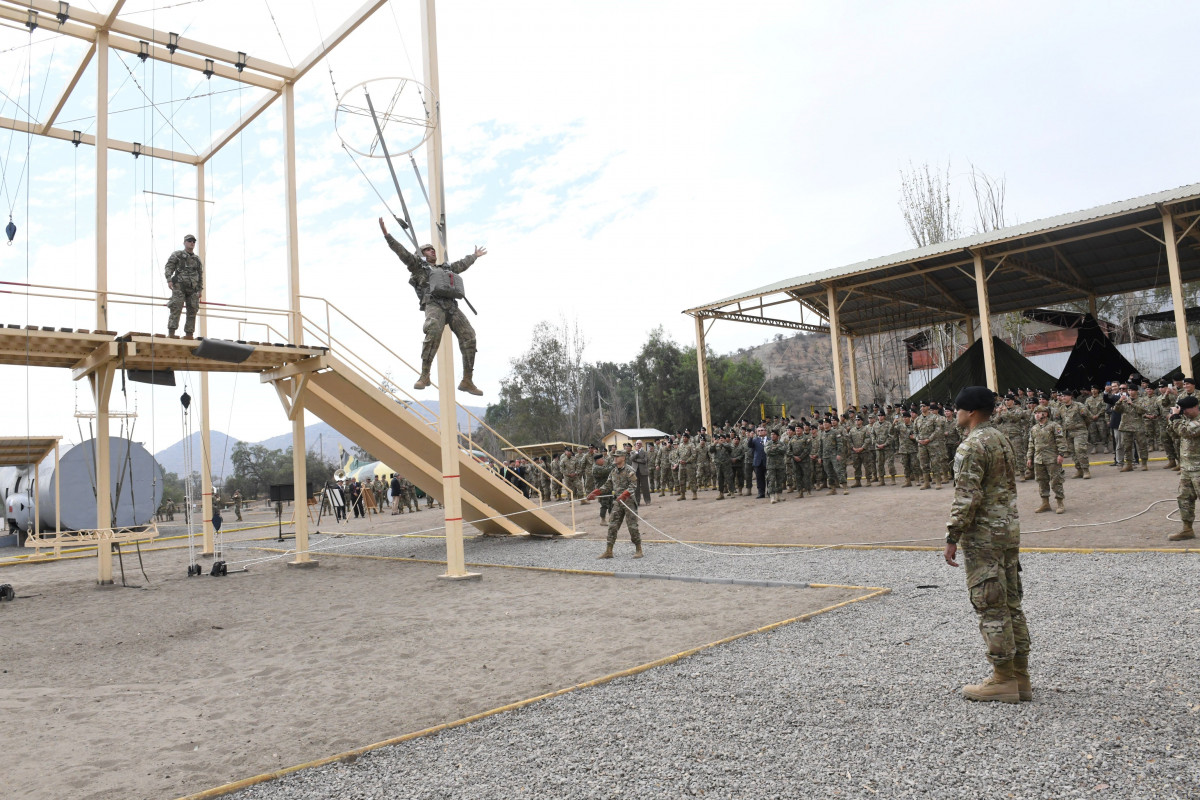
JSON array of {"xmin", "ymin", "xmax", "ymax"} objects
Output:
[
  {"xmin": 907, "ymin": 336, "xmax": 1057, "ymax": 404},
  {"xmin": 1050, "ymin": 314, "xmax": 1141, "ymax": 390}
]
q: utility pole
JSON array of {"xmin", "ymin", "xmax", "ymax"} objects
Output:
[
  {"xmin": 635, "ymin": 388, "xmax": 641, "ymax": 428},
  {"xmin": 597, "ymin": 392, "xmax": 605, "ymax": 435}
]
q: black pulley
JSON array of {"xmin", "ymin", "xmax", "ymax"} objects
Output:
[
  {"xmin": 0, "ymin": 584, "xmax": 14, "ymax": 601},
  {"xmin": 5, "ymin": 218, "xmax": 15, "ymax": 244},
  {"xmin": 180, "ymin": 389, "xmax": 191, "ymax": 410},
  {"xmin": 210, "ymin": 561, "xmax": 228, "ymax": 577},
  {"xmin": 187, "ymin": 564, "xmax": 203, "ymax": 577}
]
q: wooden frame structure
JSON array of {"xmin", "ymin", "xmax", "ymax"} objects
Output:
[
  {"xmin": 0, "ymin": 0, "xmax": 494, "ymax": 582},
  {"xmin": 0, "ymin": 436, "xmax": 61, "ymax": 545},
  {"xmin": 684, "ymin": 184, "xmax": 1200, "ymax": 428}
]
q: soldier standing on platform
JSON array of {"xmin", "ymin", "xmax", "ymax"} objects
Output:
[{"xmin": 164, "ymin": 234, "xmax": 203, "ymax": 338}]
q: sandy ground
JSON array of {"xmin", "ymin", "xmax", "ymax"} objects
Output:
[{"xmin": 0, "ymin": 543, "xmax": 864, "ymax": 800}]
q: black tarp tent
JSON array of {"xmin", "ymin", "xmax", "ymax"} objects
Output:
[
  {"xmin": 1159, "ymin": 354, "xmax": 1200, "ymax": 383},
  {"xmin": 1052, "ymin": 314, "xmax": 1141, "ymax": 390},
  {"xmin": 907, "ymin": 336, "xmax": 1058, "ymax": 404}
]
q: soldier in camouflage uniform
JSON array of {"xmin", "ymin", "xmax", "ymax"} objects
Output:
[
  {"xmin": 1084, "ymin": 387, "xmax": 1109, "ymax": 454},
  {"xmin": 559, "ymin": 447, "xmax": 587, "ymax": 503},
  {"xmin": 549, "ymin": 452, "xmax": 564, "ymax": 500},
  {"xmin": 871, "ymin": 410, "xmax": 896, "ymax": 486},
  {"xmin": 674, "ymin": 433, "xmax": 698, "ymax": 500},
  {"xmin": 1168, "ymin": 394, "xmax": 1200, "ymax": 541},
  {"xmin": 943, "ymin": 407, "xmax": 962, "ymax": 479},
  {"xmin": 659, "ymin": 440, "xmax": 675, "ymax": 496},
  {"xmin": 1027, "ymin": 406, "xmax": 1068, "ymax": 514},
  {"xmin": 1053, "ymin": 390, "xmax": 1091, "ymax": 479},
  {"xmin": 783, "ymin": 425, "xmax": 798, "ymax": 491},
  {"xmin": 847, "ymin": 415, "xmax": 873, "ymax": 488},
  {"xmin": 764, "ymin": 430, "xmax": 789, "ymax": 503},
  {"xmin": 994, "ymin": 396, "xmax": 1030, "ymax": 482},
  {"xmin": 583, "ymin": 445, "xmax": 599, "ymax": 496},
  {"xmin": 164, "ymin": 234, "xmax": 204, "ymax": 337},
  {"xmin": 711, "ymin": 434, "xmax": 734, "ymax": 500},
  {"xmin": 789, "ymin": 424, "xmax": 813, "ymax": 497},
  {"xmin": 1114, "ymin": 387, "xmax": 1149, "ymax": 471},
  {"xmin": 895, "ymin": 410, "xmax": 918, "ymax": 486},
  {"xmin": 645, "ymin": 442, "xmax": 658, "ymax": 493},
  {"xmin": 915, "ymin": 402, "xmax": 946, "ymax": 490},
  {"xmin": 379, "ymin": 217, "xmax": 487, "ymax": 395},
  {"xmin": 588, "ymin": 450, "xmax": 643, "ymax": 559},
  {"xmin": 730, "ymin": 435, "xmax": 746, "ymax": 496},
  {"xmin": 944, "ymin": 386, "xmax": 1031, "ymax": 705},
  {"xmin": 1158, "ymin": 383, "xmax": 1178, "ymax": 469},
  {"xmin": 818, "ymin": 419, "xmax": 846, "ymax": 495},
  {"xmin": 591, "ymin": 451, "xmax": 616, "ymax": 523}
]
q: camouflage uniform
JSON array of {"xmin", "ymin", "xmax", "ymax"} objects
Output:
[
  {"xmin": 711, "ymin": 439, "xmax": 734, "ymax": 497},
  {"xmin": 994, "ymin": 405, "xmax": 1030, "ymax": 479},
  {"xmin": 164, "ymin": 246, "xmax": 204, "ymax": 336},
  {"xmin": 560, "ymin": 451, "xmax": 585, "ymax": 501},
  {"xmin": 871, "ymin": 417, "xmax": 896, "ymax": 484},
  {"xmin": 914, "ymin": 410, "xmax": 946, "ymax": 485},
  {"xmin": 1171, "ymin": 411, "xmax": 1200, "ymax": 531},
  {"xmin": 599, "ymin": 462, "xmax": 641, "ymax": 548},
  {"xmin": 847, "ymin": 423, "xmax": 873, "ymax": 486},
  {"xmin": 384, "ymin": 233, "xmax": 478, "ymax": 381},
  {"xmin": 674, "ymin": 439, "xmax": 698, "ymax": 498},
  {"xmin": 764, "ymin": 437, "xmax": 788, "ymax": 498},
  {"xmin": 1027, "ymin": 416, "xmax": 1068, "ymax": 500},
  {"xmin": 1114, "ymin": 394, "xmax": 1148, "ymax": 468},
  {"xmin": 1140, "ymin": 394, "xmax": 1163, "ymax": 457},
  {"xmin": 818, "ymin": 425, "xmax": 844, "ymax": 491},
  {"xmin": 1160, "ymin": 389, "xmax": 1180, "ymax": 466},
  {"xmin": 943, "ymin": 414, "xmax": 961, "ymax": 478},
  {"xmin": 550, "ymin": 455, "xmax": 564, "ymax": 500},
  {"xmin": 1084, "ymin": 392, "xmax": 1110, "ymax": 452},
  {"xmin": 591, "ymin": 457, "xmax": 615, "ymax": 521},
  {"xmin": 895, "ymin": 416, "xmax": 918, "ymax": 484},
  {"xmin": 645, "ymin": 445, "xmax": 658, "ymax": 492},
  {"xmin": 696, "ymin": 441, "xmax": 713, "ymax": 489},
  {"xmin": 789, "ymin": 431, "xmax": 813, "ymax": 494},
  {"xmin": 729, "ymin": 439, "xmax": 746, "ymax": 494},
  {"xmin": 1054, "ymin": 400, "xmax": 1091, "ymax": 475},
  {"xmin": 946, "ymin": 423, "xmax": 1030, "ymax": 667}
]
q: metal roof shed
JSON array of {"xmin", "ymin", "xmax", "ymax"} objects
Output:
[{"xmin": 683, "ymin": 182, "xmax": 1200, "ymax": 430}]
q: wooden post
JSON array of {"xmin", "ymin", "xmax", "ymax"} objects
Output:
[
  {"xmin": 1087, "ymin": 294, "xmax": 1098, "ymax": 320},
  {"xmin": 973, "ymin": 252, "xmax": 998, "ymax": 392},
  {"xmin": 963, "ymin": 317, "xmax": 976, "ymax": 345},
  {"xmin": 695, "ymin": 315, "xmax": 712, "ymax": 433},
  {"xmin": 282, "ymin": 81, "xmax": 314, "ymax": 567},
  {"xmin": 90, "ymin": 364, "xmax": 115, "ymax": 584},
  {"xmin": 1162, "ymin": 211, "xmax": 1192, "ymax": 379},
  {"xmin": 53, "ymin": 440, "xmax": 60, "ymax": 537},
  {"xmin": 423, "ymin": 0, "xmax": 477, "ymax": 580},
  {"xmin": 95, "ymin": 31, "xmax": 108, "ymax": 331},
  {"xmin": 827, "ymin": 284, "xmax": 846, "ymax": 412},
  {"xmin": 847, "ymin": 336, "xmax": 860, "ymax": 409},
  {"xmin": 197, "ymin": 161, "xmax": 215, "ymax": 556}
]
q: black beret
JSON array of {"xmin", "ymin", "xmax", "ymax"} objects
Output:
[
  {"xmin": 954, "ymin": 386, "xmax": 996, "ymax": 412},
  {"xmin": 1179, "ymin": 395, "xmax": 1199, "ymax": 410},
  {"xmin": 593, "ymin": 452, "xmax": 605, "ymax": 460},
  {"xmin": 1185, "ymin": 378, "xmax": 1196, "ymax": 386}
]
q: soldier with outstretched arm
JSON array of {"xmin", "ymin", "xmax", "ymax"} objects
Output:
[{"xmin": 378, "ymin": 217, "xmax": 487, "ymax": 395}]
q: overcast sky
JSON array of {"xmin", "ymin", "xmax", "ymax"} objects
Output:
[{"xmin": 2, "ymin": 0, "xmax": 1199, "ymax": 457}]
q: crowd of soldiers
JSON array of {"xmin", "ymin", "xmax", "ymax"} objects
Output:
[{"xmin": 507, "ymin": 376, "xmax": 1198, "ymax": 537}]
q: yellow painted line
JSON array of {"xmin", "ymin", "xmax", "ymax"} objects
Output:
[
  {"xmin": 629, "ymin": 538, "xmax": 1198, "ymax": 555},
  {"xmin": 174, "ymin": 584, "xmax": 891, "ymax": 800}
]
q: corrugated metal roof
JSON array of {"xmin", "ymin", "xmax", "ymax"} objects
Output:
[{"xmin": 687, "ymin": 181, "xmax": 1200, "ymax": 314}]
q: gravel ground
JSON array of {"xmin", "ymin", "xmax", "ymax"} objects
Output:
[{"xmin": 220, "ymin": 532, "xmax": 1200, "ymax": 800}]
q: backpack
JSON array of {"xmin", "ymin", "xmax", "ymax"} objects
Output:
[{"xmin": 427, "ymin": 265, "xmax": 465, "ymax": 300}]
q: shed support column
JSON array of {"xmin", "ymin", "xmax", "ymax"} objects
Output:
[
  {"xmin": 423, "ymin": 0, "xmax": 477, "ymax": 578},
  {"xmin": 1162, "ymin": 212, "xmax": 1192, "ymax": 379},
  {"xmin": 695, "ymin": 315, "xmax": 712, "ymax": 433},
  {"xmin": 283, "ymin": 81, "xmax": 313, "ymax": 566},
  {"xmin": 964, "ymin": 317, "xmax": 976, "ymax": 345},
  {"xmin": 95, "ymin": 31, "xmax": 108, "ymax": 330},
  {"xmin": 847, "ymin": 336, "xmax": 860, "ymax": 409},
  {"xmin": 827, "ymin": 285, "xmax": 846, "ymax": 412},
  {"xmin": 973, "ymin": 252, "xmax": 998, "ymax": 392},
  {"xmin": 1087, "ymin": 295, "xmax": 1098, "ymax": 320},
  {"xmin": 197, "ymin": 162, "xmax": 214, "ymax": 556}
]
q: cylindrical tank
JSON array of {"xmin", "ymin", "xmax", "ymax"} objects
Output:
[{"xmin": 0, "ymin": 437, "xmax": 164, "ymax": 533}]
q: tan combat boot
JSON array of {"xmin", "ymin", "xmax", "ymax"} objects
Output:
[
  {"xmin": 827, "ymin": 488, "xmax": 837, "ymax": 496},
  {"xmin": 677, "ymin": 493, "xmax": 686, "ymax": 501},
  {"xmin": 902, "ymin": 477, "xmax": 912, "ymax": 487},
  {"xmin": 770, "ymin": 494, "xmax": 777, "ymax": 505},
  {"xmin": 1055, "ymin": 498, "xmax": 1065, "ymax": 515},
  {"xmin": 1120, "ymin": 464, "xmax": 1133, "ymax": 472},
  {"xmin": 457, "ymin": 373, "xmax": 483, "ymax": 396},
  {"xmin": 919, "ymin": 478, "xmax": 931, "ymax": 490},
  {"xmin": 1072, "ymin": 468, "xmax": 1083, "ymax": 479},
  {"xmin": 413, "ymin": 372, "xmax": 432, "ymax": 390},
  {"xmin": 1168, "ymin": 523, "xmax": 1195, "ymax": 541},
  {"xmin": 1141, "ymin": 462, "xmax": 1149, "ymax": 471},
  {"xmin": 1012, "ymin": 654, "xmax": 1033, "ymax": 702},
  {"xmin": 1164, "ymin": 459, "xmax": 1176, "ymax": 469},
  {"xmin": 692, "ymin": 490, "xmax": 698, "ymax": 500},
  {"xmin": 1034, "ymin": 498, "xmax": 1051, "ymax": 513},
  {"xmin": 962, "ymin": 661, "xmax": 1020, "ymax": 703},
  {"xmin": 891, "ymin": 476, "xmax": 897, "ymax": 486},
  {"xmin": 934, "ymin": 477, "xmax": 943, "ymax": 490},
  {"xmin": 633, "ymin": 544, "xmax": 644, "ymax": 559},
  {"xmin": 853, "ymin": 479, "xmax": 862, "ymax": 488},
  {"xmin": 1082, "ymin": 469, "xmax": 1091, "ymax": 480},
  {"xmin": 596, "ymin": 545, "xmax": 613, "ymax": 559},
  {"xmin": 716, "ymin": 492, "xmax": 724, "ymax": 500}
]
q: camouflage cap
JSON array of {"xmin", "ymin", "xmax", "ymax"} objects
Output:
[
  {"xmin": 183, "ymin": 233, "xmax": 197, "ymax": 242},
  {"xmin": 420, "ymin": 243, "xmax": 436, "ymax": 251}
]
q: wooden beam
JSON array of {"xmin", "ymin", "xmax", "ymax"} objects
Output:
[
  {"xmin": 1163, "ymin": 212, "xmax": 1192, "ymax": 380},
  {"xmin": 0, "ymin": 114, "xmax": 197, "ymax": 164},
  {"xmin": 71, "ymin": 341, "xmax": 119, "ymax": 381},
  {"xmin": 1002, "ymin": 255, "xmax": 1091, "ymax": 297},
  {"xmin": 828, "ymin": 285, "xmax": 845, "ymax": 412},
  {"xmin": 850, "ymin": 284, "xmax": 967, "ymax": 317},
  {"xmin": 292, "ymin": 0, "xmax": 389, "ymax": 83},
  {"xmin": 42, "ymin": 42, "xmax": 94, "ymax": 131},
  {"xmin": 973, "ymin": 253, "xmax": 998, "ymax": 392},
  {"xmin": 259, "ymin": 355, "xmax": 328, "ymax": 384},
  {"xmin": 695, "ymin": 316, "xmax": 712, "ymax": 434}
]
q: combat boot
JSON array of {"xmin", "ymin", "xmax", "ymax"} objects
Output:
[
  {"xmin": 1168, "ymin": 523, "xmax": 1195, "ymax": 541},
  {"xmin": 1082, "ymin": 469, "xmax": 1091, "ymax": 480},
  {"xmin": 716, "ymin": 492, "xmax": 724, "ymax": 500},
  {"xmin": 596, "ymin": 545, "xmax": 613, "ymax": 559},
  {"xmin": 1012, "ymin": 654, "xmax": 1033, "ymax": 702},
  {"xmin": 1120, "ymin": 464, "xmax": 1133, "ymax": 472},
  {"xmin": 1034, "ymin": 498, "xmax": 1051, "ymax": 513},
  {"xmin": 1164, "ymin": 459, "xmax": 1176, "ymax": 469},
  {"xmin": 827, "ymin": 488, "xmax": 837, "ymax": 496},
  {"xmin": 891, "ymin": 476, "xmax": 897, "ymax": 486},
  {"xmin": 770, "ymin": 494, "xmax": 777, "ymax": 504},
  {"xmin": 633, "ymin": 544, "xmax": 644, "ymax": 559},
  {"xmin": 853, "ymin": 479, "xmax": 862, "ymax": 488},
  {"xmin": 1055, "ymin": 498, "xmax": 1065, "ymax": 515},
  {"xmin": 677, "ymin": 493, "xmax": 685, "ymax": 501},
  {"xmin": 691, "ymin": 491, "xmax": 697, "ymax": 500},
  {"xmin": 1072, "ymin": 468, "xmax": 1083, "ymax": 479},
  {"xmin": 919, "ymin": 478, "xmax": 930, "ymax": 490},
  {"xmin": 934, "ymin": 477, "xmax": 943, "ymax": 490},
  {"xmin": 962, "ymin": 661, "xmax": 1020, "ymax": 703},
  {"xmin": 902, "ymin": 478, "xmax": 912, "ymax": 487},
  {"xmin": 167, "ymin": 329, "xmax": 178, "ymax": 338},
  {"xmin": 599, "ymin": 508, "xmax": 607, "ymax": 523},
  {"xmin": 1141, "ymin": 462, "xmax": 1149, "ymax": 471}
]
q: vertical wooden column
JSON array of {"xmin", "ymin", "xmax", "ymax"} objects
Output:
[
  {"xmin": 1162, "ymin": 211, "xmax": 1192, "ymax": 379},
  {"xmin": 197, "ymin": 162, "xmax": 214, "ymax": 555},
  {"xmin": 827, "ymin": 285, "xmax": 845, "ymax": 412},
  {"xmin": 972, "ymin": 252, "xmax": 998, "ymax": 392},
  {"xmin": 95, "ymin": 31, "xmax": 108, "ymax": 331},
  {"xmin": 1087, "ymin": 295, "xmax": 1098, "ymax": 320},
  {"xmin": 695, "ymin": 315, "xmax": 712, "ymax": 432},
  {"xmin": 423, "ymin": 0, "xmax": 476, "ymax": 579},
  {"xmin": 963, "ymin": 317, "xmax": 976, "ymax": 345},
  {"xmin": 282, "ymin": 81, "xmax": 314, "ymax": 567},
  {"xmin": 90, "ymin": 364, "xmax": 115, "ymax": 584},
  {"xmin": 847, "ymin": 336, "xmax": 860, "ymax": 409}
]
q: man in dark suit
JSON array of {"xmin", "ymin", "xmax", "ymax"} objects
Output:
[{"xmin": 745, "ymin": 425, "xmax": 769, "ymax": 498}]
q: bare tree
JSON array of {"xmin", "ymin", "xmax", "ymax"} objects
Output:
[
  {"xmin": 968, "ymin": 164, "xmax": 1008, "ymax": 234},
  {"xmin": 899, "ymin": 160, "xmax": 961, "ymax": 247}
]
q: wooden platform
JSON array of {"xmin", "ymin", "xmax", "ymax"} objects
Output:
[{"xmin": 0, "ymin": 325, "xmax": 328, "ymax": 378}]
